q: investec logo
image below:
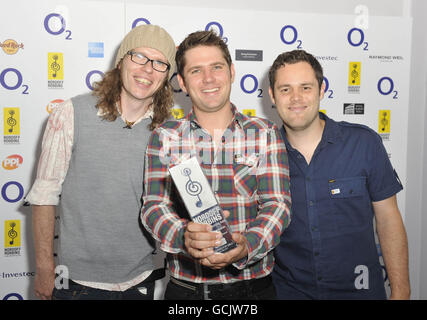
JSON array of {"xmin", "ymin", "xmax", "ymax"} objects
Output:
[{"xmin": 1, "ymin": 271, "xmax": 35, "ymax": 279}]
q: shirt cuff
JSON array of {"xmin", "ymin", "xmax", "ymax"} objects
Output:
[{"xmin": 24, "ymin": 179, "xmax": 61, "ymax": 206}]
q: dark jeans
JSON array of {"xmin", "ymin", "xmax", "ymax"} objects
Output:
[
  {"xmin": 52, "ymin": 279, "xmax": 155, "ymax": 300},
  {"xmin": 164, "ymin": 275, "xmax": 276, "ymax": 300}
]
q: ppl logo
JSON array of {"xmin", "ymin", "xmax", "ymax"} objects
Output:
[
  {"xmin": 2, "ymin": 154, "xmax": 23, "ymax": 170},
  {"xmin": 46, "ymin": 99, "xmax": 64, "ymax": 114}
]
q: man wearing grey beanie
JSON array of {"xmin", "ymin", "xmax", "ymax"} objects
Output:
[{"xmin": 25, "ymin": 24, "xmax": 176, "ymax": 300}]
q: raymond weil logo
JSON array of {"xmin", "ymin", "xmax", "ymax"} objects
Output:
[
  {"xmin": 4, "ymin": 220, "xmax": 21, "ymax": 257},
  {"xmin": 1, "ymin": 39, "xmax": 24, "ymax": 55},
  {"xmin": 2, "ymin": 154, "xmax": 23, "ymax": 170}
]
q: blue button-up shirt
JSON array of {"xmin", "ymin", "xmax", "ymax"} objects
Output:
[{"xmin": 273, "ymin": 112, "xmax": 403, "ymax": 299}]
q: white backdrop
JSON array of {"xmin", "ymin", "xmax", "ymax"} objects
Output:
[{"xmin": 0, "ymin": 0, "xmax": 412, "ymax": 300}]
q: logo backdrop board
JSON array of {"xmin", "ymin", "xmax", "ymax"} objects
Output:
[{"xmin": 0, "ymin": 0, "xmax": 411, "ymax": 299}]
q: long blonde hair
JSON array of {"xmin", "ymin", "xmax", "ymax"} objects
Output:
[{"xmin": 92, "ymin": 61, "xmax": 174, "ymax": 131}]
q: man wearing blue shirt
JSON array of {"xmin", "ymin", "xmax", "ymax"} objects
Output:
[{"xmin": 268, "ymin": 50, "xmax": 410, "ymax": 299}]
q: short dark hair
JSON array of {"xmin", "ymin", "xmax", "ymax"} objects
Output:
[
  {"xmin": 268, "ymin": 50, "xmax": 324, "ymax": 91},
  {"xmin": 176, "ymin": 30, "xmax": 232, "ymax": 77}
]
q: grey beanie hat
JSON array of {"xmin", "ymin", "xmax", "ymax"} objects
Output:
[{"xmin": 115, "ymin": 24, "xmax": 176, "ymax": 79}]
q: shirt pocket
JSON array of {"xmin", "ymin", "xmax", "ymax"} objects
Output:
[
  {"xmin": 232, "ymin": 153, "xmax": 259, "ymax": 198},
  {"xmin": 328, "ymin": 176, "xmax": 366, "ymax": 199},
  {"xmin": 328, "ymin": 176, "xmax": 370, "ymax": 229}
]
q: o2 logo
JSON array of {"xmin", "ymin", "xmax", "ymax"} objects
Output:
[
  {"xmin": 240, "ymin": 74, "xmax": 263, "ymax": 98},
  {"xmin": 85, "ymin": 70, "xmax": 104, "ymax": 91},
  {"xmin": 132, "ymin": 18, "xmax": 151, "ymax": 29},
  {"xmin": 205, "ymin": 21, "xmax": 228, "ymax": 44},
  {"xmin": 1, "ymin": 181, "xmax": 24, "ymax": 203},
  {"xmin": 44, "ymin": 13, "xmax": 72, "ymax": 40},
  {"xmin": 280, "ymin": 25, "xmax": 303, "ymax": 49},
  {"xmin": 377, "ymin": 77, "xmax": 398, "ymax": 99},
  {"xmin": 3, "ymin": 293, "xmax": 23, "ymax": 300},
  {"xmin": 0, "ymin": 68, "xmax": 29, "ymax": 94},
  {"xmin": 347, "ymin": 28, "xmax": 368, "ymax": 51},
  {"xmin": 323, "ymin": 76, "xmax": 334, "ymax": 99}
]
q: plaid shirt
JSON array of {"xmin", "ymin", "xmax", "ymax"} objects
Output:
[{"xmin": 141, "ymin": 105, "xmax": 291, "ymax": 283}]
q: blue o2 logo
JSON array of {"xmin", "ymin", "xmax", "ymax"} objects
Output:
[
  {"xmin": 85, "ymin": 70, "xmax": 104, "ymax": 91},
  {"xmin": 3, "ymin": 293, "xmax": 24, "ymax": 300},
  {"xmin": 1, "ymin": 181, "xmax": 24, "ymax": 203},
  {"xmin": 347, "ymin": 28, "xmax": 368, "ymax": 51},
  {"xmin": 44, "ymin": 13, "xmax": 72, "ymax": 40},
  {"xmin": 323, "ymin": 76, "xmax": 334, "ymax": 99},
  {"xmin": 280, "ymin": 25, "xmax": 302, "ymax": 49},
  {"xmin": 132, "ymin": 18, "xmax": 151, "ymax": 29},
  {"xmin": 205, "ymin": 21, "xmax": 228, "ymax": 43},
  {"xmin": 378, "ymin": 76, "xmax": 398, "ymax": 99},
  {"xmin": 0, "ymin": 68, "xmax": 29, "ymax": 94},
  {"xmin": 240, "ymin": 74, "xmax": 263, "ymax": 98}
]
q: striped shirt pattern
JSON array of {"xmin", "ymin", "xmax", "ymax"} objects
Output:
[{"xmin": 141, "ymin": 105, "xmax": 291, "ymax": 283}]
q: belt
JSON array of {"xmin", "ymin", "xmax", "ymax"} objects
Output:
[{"xmin": 170, "ymin": 275, "xmax": 272, "ymax": 300}]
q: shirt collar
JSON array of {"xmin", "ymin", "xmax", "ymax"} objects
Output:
[
  {"xmin": 97, "ymin": 103, "xmax": 154, "ymax": 125},
  {"xmin": 280, "ymin": 112, "xmax": 342, "ymax": 151},
  {"xmin": 186, "ymin": 103, "xmax": 244, "ymax": 130}
]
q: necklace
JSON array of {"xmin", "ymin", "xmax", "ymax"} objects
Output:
[{"xmin": 124, "ymin": 119, "xmax": 135, "ymax": 129}]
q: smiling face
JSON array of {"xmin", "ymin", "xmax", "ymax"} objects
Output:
[
  {"xmin": 177, "ymin": 45, "xmax": 235, "ymax": 115},
  {"xmin": 119, "ymin": 46, "xmax": 169, "ymax": 107},
  {"xmin": 269, "ymin": 61, "xmax": 325, "ymax": 133}
]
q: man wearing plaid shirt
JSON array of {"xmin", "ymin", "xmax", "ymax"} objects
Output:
[{"xmin": 141, "ymin": 30, "xmax": 291, "ymax": 300}]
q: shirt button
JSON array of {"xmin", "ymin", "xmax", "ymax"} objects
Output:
[
  {"xmin": 306, "ymin": 177, "xmax": 311, "ymax": 181},
  {"xmin": 311, "ymin": 226, "xmax": 317, "ymax": 232},
  {"xmin": 314, "ymin": 252, "xmax": 319, "ymax": 256},
  {"xmin": 309, "ymin": 200, "xmax": 314, "ymax": 206},
  {"xmin": 317, "ymin": 276, "xmax": 322, "ymax": 281}
]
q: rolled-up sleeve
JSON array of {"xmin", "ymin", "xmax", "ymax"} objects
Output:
[
  {"xmin": 141, "ymin": 127, "xmax": 188, "ymax": 254},
  {"xmin": 25, "ymin": 100, "xmax": 74, "ymax": 205},
  {"xmin": 233, "ymin": 126, "xmax": 291, "ymax": 269}
]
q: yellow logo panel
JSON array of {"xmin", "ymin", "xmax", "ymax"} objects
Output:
[
  {"xmin": 171, "ymin": 107, "xmax": 184, "ymax": 120},
  {"xmin": 319, "ymin": 109, "xmax": 326, "ymax": 115},
  {"xmin": 348, "ymin": 62, "xmax": 361, "ymax": 86},
  {"xmin": 3, "ymin": 107, "xmax": 20, "ymax": 135},
  {"xmin": 5, "ymin": 220, "xmax": 21, "ymax": 248},
  {"xmin": 48, "ymin": 52, "xmax": 64, "ymax": 80},
  {"xmin": 242, "ymin": 109, "xmax": 256, "ymax": 117},
  {"xmin": 379, "ymin": 110, "xmax": 390, "ymax": 133}
]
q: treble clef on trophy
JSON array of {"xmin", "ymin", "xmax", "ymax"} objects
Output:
[
  {"xmin": 8, "ymin": 222, "xmax": 18, "ymax": 245},
  {"xmin": 7, "ymin": 110, "xmax": 17, "ymax": 133},
  {"xmin": 182, "ymin": 168, "xmax": 203, "ymax": 208},
  {"xmin": 51, "ymin": 54, "xmax": 61, "ymax": 78},
  {"xmin": 351, "ymin": 64, "xmax": 359, "ymax": 84},
  {"xmin": 381, "ymin": 112, "xmax": 389, "ymax": 132}
]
